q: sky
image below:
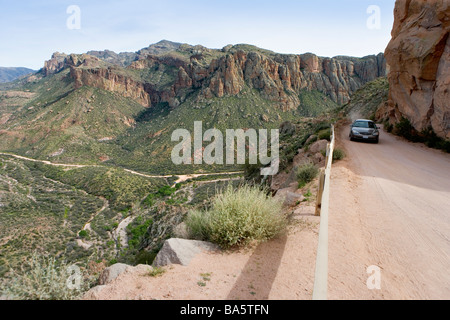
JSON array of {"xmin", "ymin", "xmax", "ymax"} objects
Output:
[{"xmin": 0, "ymin": 0, "xmax": 395, "ymax": 70}]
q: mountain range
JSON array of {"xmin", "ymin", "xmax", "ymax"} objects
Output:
[{"xmin": 0, "ymin": 40, "xmax": 386, "ymax": 174}]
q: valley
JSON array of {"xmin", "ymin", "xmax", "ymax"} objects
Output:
[
  {"xmin": 1, "ymin": 1, "xmax": 449, "ymax": 299},
  {"xmin": 3, "ymin": 40, "xmax": 378, "ymax": 290}
]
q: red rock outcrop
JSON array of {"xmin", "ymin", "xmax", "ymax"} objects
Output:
[
  {"xmin": 42, "ymin": 43, "xmax": 386, "ymax": 111},
  {"xmin": 384, "ymin": 0, "xmax": 450, "ymax": 139},
  {"xmin": 67, "ymin": 54, "xmax": 152, "ymax": 107},
  {"xmin": 42, "ymin": 52, "xmax": 68, "ymax": 76},
  {"xmin": 181, "ymin": 50, "xmax": 385, "ymax": 111}
]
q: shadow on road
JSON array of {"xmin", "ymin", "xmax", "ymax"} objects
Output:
[{"xmin": 226, "ymin": 234, "xmax": 288, "ymax": 300}]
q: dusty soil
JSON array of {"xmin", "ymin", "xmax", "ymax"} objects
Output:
[
  {"xmin": 84, "ymin": 206, "xmax": 321, "ymax": 300},
  {"xmin": 328, "ymin": 124, "xmax": 450, "ymax": 300}
]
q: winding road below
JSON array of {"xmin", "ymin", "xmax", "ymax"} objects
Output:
[
  {"xmin": 0, "ymin": 152, "xmax": 242, "ymax": 185},
  {"xmin": 328, "ymin": 124, "xmax": 450, "ymax": 299}
]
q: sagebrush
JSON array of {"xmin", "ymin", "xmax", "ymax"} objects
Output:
[
  {"xmin": 186, "ymin": 184, "xmax": 287, "ymax": 249},
  {"xmin": 297, "ymin": 162, "xmax": 319, "ymax": 188},
  {"xmin": 2, "ymin": 252, "xmax": 93, "ymax": 300},
  {"xmin": 333, "ymin": 148, "xmax": 346, "ymax": 162}
]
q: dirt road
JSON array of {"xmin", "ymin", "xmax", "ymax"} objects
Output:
[
  {"xmin": 0, "ymin": 152, "xmax": 242, "ymax": 185},
  {"xmin": 328, "ymin": 125, "xmax": 450, "ymax": 299}
]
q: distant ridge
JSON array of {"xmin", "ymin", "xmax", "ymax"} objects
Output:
[
  {"xmin": 0, "ymin": 67, "xmax": 35, "ymax": 83},
  {"xmin": 87, "ymin": 40, "xmax": 183, "ymax": 67}
]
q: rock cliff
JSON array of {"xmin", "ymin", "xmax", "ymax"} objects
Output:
[
  {"xmin": 66, "ymin": 54, "xmax": 153, "ymax": 107},
  {"xmin": 384, "ymin": 0, "xmax": 449, "ymax": 139},
  {"xmin": 41, "ymin": 42, "xmax": 386, "ymax": 112},
  {"xmin": 42, "ymin": 52, "xmax": 68, "ymax": 76}
]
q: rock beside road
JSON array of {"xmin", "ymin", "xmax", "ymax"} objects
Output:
[
  {"xmin": 153, "ymin": 238, "xmax": 220, "ymax": 267},
  {"xmin": 84, "ymin": 264, "xmax": 153, "ymax": 300},
  {"xmin": 274, "ymin": 188, "xmax": 305, "ymax": 208},
  {"xmin": 308, "ymin": 139, "xmax": 329, "ymax": 154},
  {"xmin": 384, "ymin": 0, "xmax": 450, "ymax": 139},
  {"xmin": 98, "ymin": 263, "xmax": 130, "ymax": 285}
]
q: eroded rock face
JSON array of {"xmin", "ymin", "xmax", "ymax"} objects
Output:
[
  {"xmin": 384, "ymin": 0, "xmax": 450, "ymax": 139},
  {"xmin": 41, "ymin": 44, "xmax": 386, "ymax": 111},
  {"xmin": 196, "ymin": 51, "xmax": 386, "ymax": 110},
  {"xmin": 69, "ymin": 67, "xmax": 152, "ymax": 107},
  {"xmin": 42, "ymin": 52, "xmax": 68, "ymax": 76}
]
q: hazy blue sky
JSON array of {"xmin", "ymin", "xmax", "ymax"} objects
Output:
[{"xmin": 0, "ymin": 0, "xmax": 395, "ymax": 69}]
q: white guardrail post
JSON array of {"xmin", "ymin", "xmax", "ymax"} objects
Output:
[{"xmin": 312, "ymin": 124, "xmax": 335, "ymax": 300}]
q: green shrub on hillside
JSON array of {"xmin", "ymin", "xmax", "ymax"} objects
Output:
[
  {"xmin": 317, "ymin": 128, "xmax": 331, "ymax": 141},
  {"xmin": 127, "ymin": 217, "xmax": 154, "ymax": 249},
  {"xmin": 394, "ymin": 117, "xmax": 420, "ymax": 142},
  {"xmin": 78, "ymin": 230, "xmax": 88, "ymax": 239},
  {"xmin": 157, "ymin": 185, "xmax": 176, "ymax": 197},
  {"xmin": 383, "ymin": 120, "xmax": 394, "ymax": 133},
  {"xmin": 2, "ymin": 252, "xmax": 91, "ymax": 300},
  {"xmin": 420, "ymin": 127, "xmax": 450, "ymax": 153},
  {"xmin": 333, "ymin": 148, "xmax": 346, "ymax": 162},
  {"xmin": 185, "ymin": 209, "xmax": 213, "ymax": 242},
  {"xmin": 392, "ymin": 118, "xmax": 450, "ymax": 153},
  {"xmin": 186, "ymin": 184, "xmax": 287, "ymax": 249},
  {"xmin": 296, "ymin": 162, "xmax": 319, "ymax": 188}
]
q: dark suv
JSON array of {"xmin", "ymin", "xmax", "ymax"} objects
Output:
[{"xmin": 349, "ymin": 119, "xmax": 380, "ymax": 143}]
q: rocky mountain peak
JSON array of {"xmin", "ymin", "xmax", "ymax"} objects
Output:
[
  {"xmin": 137, "ymin": 40, "xmax": 183, "ymax": 57},
  {"xmin": 42, "ymin": 52, "xmax": 68, "ymax": 76},
  {"xmin": 40, "ymin": 42, "xmax": 386, "ymax": 112}
]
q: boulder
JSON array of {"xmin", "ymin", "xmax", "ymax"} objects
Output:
[
  {"xmin": 83, "ymin": 285, "xmax": 107, "ymax": 300},
  {"xmin": 305, "ymin": 135, "xmax": 318, "ymax": 146},
  {"xmin": 308, "ymin": 140, "xmax": 329, "ymax": 154},
  {"xmin": 280, "ymin": 121, "xmax": 296, "ymax": 136},
  {"xmin": 274, "ymin": 187, "xmax": 305, "ymax": 208},
  {"xmin": 98, "ymin": 263, "xmax": 129, "ymax": 285},
  {"xmin": 312, "ymin": 152, "xmax": 325, "ymax": 165},
  {"xmin": 153, "ymin": 238, "xmax": 220, "ymax": 267}
]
